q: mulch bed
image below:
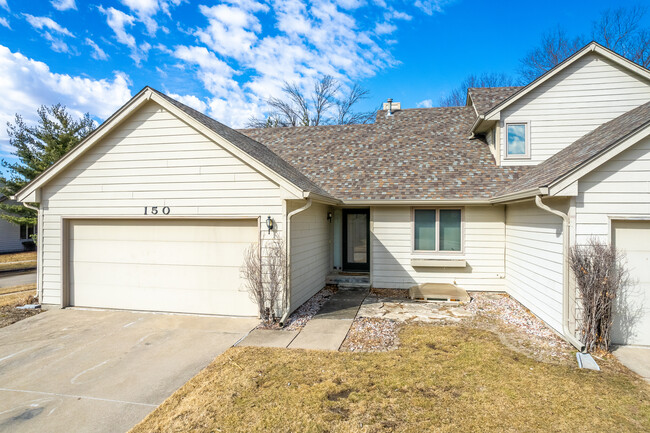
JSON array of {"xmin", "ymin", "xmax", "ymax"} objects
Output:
[{"xmin": 0, "ymin": 294, "xmax": 41, "ymax": 328}]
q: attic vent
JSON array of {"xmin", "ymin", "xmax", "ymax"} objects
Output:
[{"xmin": 383, "ymin": 98, "xmax": 401, "ymax": 116}]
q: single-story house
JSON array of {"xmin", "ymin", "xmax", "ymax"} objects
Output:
[
  {"xmin": 14, "ymin": 42, "xmax": 650, "ymax": 348},
  {"xmin": 0, "ymin": 195, "xmax": 35, "ymax": 253}
]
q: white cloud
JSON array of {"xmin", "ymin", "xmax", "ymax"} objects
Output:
[
  {"xmin": 374, "ymin": 22, "xmax": 396, "ymax": 35},
  {"xmin": 85, "ymin": 38, "xmax": 108, "ymax": 60},
  {"xmin": 173, "ymin": 45, "xmax": 238, "ymax": 96},
  {"xmin": 166, "ymin": 93, "xmax": 208, "ymax": 113},
  {"xmin": 51, "ymin": 0, "xmax": 77, "ymax": 11},
  {"xmin": 195, "ymin": 3, "xmax": 267, "ymax": 61},
  {"xmin": 0, "ymin": 44, "xmax": 131, "ymax": 157},
  {"xmin": 0, "ymin": 0, "xmax": 7, "ymax": 12},
  {"xmin": 99, "ymin": 6, "xmax": 150, "ymax": 66},
  {"xmin": 43, "ymin": 32, "xmax": 70, "ymax": 53},
  {"xmin": 24, "ymin": 14, "xmax": 74, "ymax": 37},
  {"xmin": 119, "ymin": 0, "xmax": 183, "ymax": 35},
  {"xmin": 416, "ymin": 99, "xmax": 433, "ymax": 108},
  {"xmin": 0, "ymin": 17, "xmax": 9, "ymax": 29},
  {"xmin": 414, "ymin": 0, "xmax": 450, "ymax": 15}
]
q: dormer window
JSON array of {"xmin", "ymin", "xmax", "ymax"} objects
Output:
[{"xmin": 506, "ymin": 122, "xmax": 530, "ymax": 159}]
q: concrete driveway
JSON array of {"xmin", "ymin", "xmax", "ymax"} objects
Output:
[{"xmin": 0, "ymin": 308, "xmax": 258, "ymax": 433}]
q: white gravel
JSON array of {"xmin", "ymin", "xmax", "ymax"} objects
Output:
[{"xmin": 257, "ymin": 286, "xmax": 337, "ymax": 332}]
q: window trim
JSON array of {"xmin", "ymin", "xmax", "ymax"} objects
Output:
[
  {"xmin": 411, "ymin": 207, "xmax": 464, "ymax": 255},
  {"xmin": 504, "ymin": 121, "xmax": 530, "ymax": 160}
]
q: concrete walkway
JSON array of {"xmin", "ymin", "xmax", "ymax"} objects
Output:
[
  {"xmin": 613, "ymin": 346, "xmax": 650, "ymax": 383},
  {"xmin": 238, "ymin": 287, "xmax": 369, "ymax": 351}
]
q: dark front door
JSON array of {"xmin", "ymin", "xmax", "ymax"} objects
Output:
[{"xmin": 343, "ymin": 209, "xmax": 370, "ymax": 272}]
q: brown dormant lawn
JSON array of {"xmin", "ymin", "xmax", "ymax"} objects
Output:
[
  {"xmin": 0, "ymin": 283, "xmax": 39, "ymax": 328},
  {"xmin": 0, "ymin": 251, "xmax": 37, "ymax": 272},
  {"xmin": 131, "ymin": 325, "xmax": 649, "ymax": 433}
]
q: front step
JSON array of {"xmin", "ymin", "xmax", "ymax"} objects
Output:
[
  {"xmin": 326, "ymin": 271, "xmax": 370, "ymax": 287},
  {"xmin": 338, "ymin": 282, "xmax": 371, "ymax": 290}
]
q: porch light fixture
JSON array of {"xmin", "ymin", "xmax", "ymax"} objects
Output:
[
  {"xmin": 266, "ymin": 216, "xmax": 274, "ymax": 233},
  {"xmin": 327, "ymin": 211, "xmax": 333, "ymax": 222}
]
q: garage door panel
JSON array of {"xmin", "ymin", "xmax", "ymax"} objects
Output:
[
  {"xmin": 71, "ymin": 239, "xmax": 252, "ymax": 267},
  {"xmin": 612, "ymin": 220, "xmax": 650, "ymax": 346},
  {"xmin": 68, "ymin": 219, "xmax": 258, "ymax": 316},
  {"xmin": 70, "ymin": 219, "xmax": 258, "ymax": 243}
]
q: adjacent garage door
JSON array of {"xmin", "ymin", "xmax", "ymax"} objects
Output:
[
  {"xmin": 612, "ymin": 220, "xmax": 650, "ymax": 346},
  {"xmin": 68, "ymin": 219, "xmax": 259, "ymax": 316}
]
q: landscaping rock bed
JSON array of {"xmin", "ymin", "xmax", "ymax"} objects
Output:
[
  {"xmin": 340, "ymin": 317, "xmax": 399, "ymax": 352},
  {"xmin": 257, "ymin": 285, "xmax": 337, "ymax": 332}
]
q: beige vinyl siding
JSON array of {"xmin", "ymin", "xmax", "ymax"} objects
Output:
[
  {"xmin": 505, "ymin": 201, "xmax": 565, "ymax": 333},
  {"xmin": 575, "ymin": 135, "xmax": 650, "ymax": 245},
  {"xmin": 289, "ymin": 202, "xmax": 330, "ymax": 312},
  {"xmin": 39, "ymin": 101, "xmax": 285, "ymax": 306},
  {"xmin": 501, "ymin": 53, "xmax": 650, "ymax": 166},
  {"xmin": 0, "ymin": 214, "xmax": 23, "ymax": 253},
  {"xmin": 371, "ymin": 206, "xmax": 505, "ymax": 291}
]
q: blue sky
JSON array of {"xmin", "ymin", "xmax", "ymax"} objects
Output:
[{"xmin": 0, "ymin": 0, "xmax": 648, "ymax": 164}]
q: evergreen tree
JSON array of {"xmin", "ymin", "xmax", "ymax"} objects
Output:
[{"xmin": 0, "ymin": 104, "xmax": 96, "ymax": 227}]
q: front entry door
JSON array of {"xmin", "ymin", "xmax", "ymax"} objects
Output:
[{"xmin": 343, "ymin": 209, "xmax": 370, "ymax": 272}]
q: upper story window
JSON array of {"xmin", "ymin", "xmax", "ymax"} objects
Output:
[
  {"xmin": 413, "ymin": 208, "xmax": 462, "ymax": 253},
  {"xmin": 506, "ymin": 122, "xmax": 530, "ymax": 159}
]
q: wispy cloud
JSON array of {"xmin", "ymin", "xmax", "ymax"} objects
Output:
[
  {"xmin": 0, "ymin": 17, "xmax": 9, "ymax": 29},
  {"xmin": 416, "ymin": 99, "xmax": 433, "ymax": 108},
  {"xmin": 24, "ymin": 14, "xmax": 74, "ymax": 37},
  {"xmin": 85, "ymin": 38, "xmax": 108, "ymax": 60},
  {"xmin": 98, "ymin": 6, "xmax": 150, "ymax": 66},
  {"xmin": 0, "ymin": 0, "xmax": 8, "ymax": 12},
  {"xmin": 414, "ymin": 0, "xmax": 451, "ymax": 15},
  {"xmin": 51, "ymin": 0, "xmax": 77, "ymax": 11}
]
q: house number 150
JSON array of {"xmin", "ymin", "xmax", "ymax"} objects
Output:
[{"xmin": 144, "ymin": 206, "xmax": 170, "ymax": 215}]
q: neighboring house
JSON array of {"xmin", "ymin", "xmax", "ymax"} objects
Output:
[
  {"xmin": 0, "ymin": 195, "xmax": 33, "ymax": 253},
  {"xmin": 14, "ymin": 42, "xmax": 650, "ymax": 349}
]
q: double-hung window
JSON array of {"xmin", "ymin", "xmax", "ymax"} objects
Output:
[
  {"xmin": 505, "ymin": 122, "xmax": 530, "ymax": 159},
  {"xmin": 20, "ymin": 224, "xmax": 36, "ymax": 240},
  {"xmin": 413, "ymin": 209, "xmax": 462, "ymax": 252}
]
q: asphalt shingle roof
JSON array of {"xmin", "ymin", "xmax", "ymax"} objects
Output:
[
  {"xmin": 241, "ymin": 107, "xmax": 526, "ymax": 201},
  {"xmin": 152, "ymin": 89, "xmax": 333, "ymax": 198},
  {"xmin": 467, "ymin": 87, "xmax": 523, "ymax": 115},
  {"xmin": 497, "ymin": 101, "xmax": 650, "ymax": 197}
]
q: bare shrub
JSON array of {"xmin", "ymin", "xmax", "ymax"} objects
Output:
[
  {"xmin": 241, "ymin": 240, "xmax": 287, "ymax": 324},
  {"xmin": 569, "ymin": 238, "xmax": 629, "ymax": 352}
]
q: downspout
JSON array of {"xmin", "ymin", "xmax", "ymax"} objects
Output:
[
  {"xmin": 534, "ymin": 196, "xmax": 584, "ymax": 350},
  {"xmin": 279, "ymin": 198, "xmax": 312, "ymax": 326},
  {"xmin": 22, "ymin": 202, "xmax": 41, "ymax": 302}
]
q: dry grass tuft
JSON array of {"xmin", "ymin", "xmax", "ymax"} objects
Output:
[
  {"xmin": 131, "ymin": 325, "xmax": 649, "ymax": 433},
  {"xmin": 0, "ymin": 284, "xmax": 40, "ymax": 327}
]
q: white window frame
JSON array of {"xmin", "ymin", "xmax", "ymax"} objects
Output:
[
  {"xmin": 411, "ymin": 207, "xmax": 464, "ymax": 255},
  {"xmin": 504, "ymin": 121, "xmax": 530, "ymax": 160}
]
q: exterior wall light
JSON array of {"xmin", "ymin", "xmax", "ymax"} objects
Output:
[
  {"xmin": 327, "ymin": 212, "xmax": 333, "ymax": 222},
  {"xmin": 266, "ymin": 216, "xmax": 274, "ymax": 233}
]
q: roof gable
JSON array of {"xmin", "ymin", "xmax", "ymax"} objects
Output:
[
  {"xmin": 467, "ymin": 87, "xmax": 522, "ymax": 115},
  {"xmin": 472, "ymin": 42, "xmax": 650, "ymax": 132},
  {"xmin": 15, "ymin": 87, "xmax": 333, "ymax": 203},
  {"xmin": 495, "ymin": 101, "xmax": 650, "ymax": 198}
]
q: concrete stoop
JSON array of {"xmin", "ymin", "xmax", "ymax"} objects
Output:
[{"xmin": 325, "ymin": 272, "xmax": 370, "ymax": 289}]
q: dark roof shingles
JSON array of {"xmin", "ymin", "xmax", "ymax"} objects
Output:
[
  {"xmin": 467, "ymin": 87, "xmax": 522, "ymax": 115},
  {"xmin": 241, "ymin": 107, "xmax": 526, "ymax": 201},
  {"xmin": 498, "ymin": 101, "xmax": 650, "ymax": 197}
]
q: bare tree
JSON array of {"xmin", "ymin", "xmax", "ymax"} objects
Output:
[
  {"xmin": 247, "ymin": 75, "xmax": 375, "ymax": 127},
  {"xmin": 569, "ymin": 238, "xmax": 630, "ymax": 352},
  {"xmin": 439, "ymin": 72, "xmax": 516, "ymax": 107},
  {"xmin": 519, "ymin": 27, "xmax": 585, "ymax": 83},
  {"xmin": 241, "ymin": 240, "xmax": 287, "ymax": 324},
  {"xmin": 520, "ymin": 6, "xmax": 650, "ymax": 82}
]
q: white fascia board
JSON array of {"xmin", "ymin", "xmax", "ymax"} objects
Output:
[
  {"xmin": 340, "ymin": 199, "xmax": 492, "ymax": 206},
  {"xmin": 303, "ymin": 192, "xmax": 341, "ymax": 205},
  {"xmin": 550, "ymin": 181, "xmax": 579, "ymax": 197},
  {"xmin": 489, "ymin": 187, "xmax": 546, "ymax": 204},
  {"xmin": 14, "ymin": 88, "xmax": 154, "ymax": 202}
]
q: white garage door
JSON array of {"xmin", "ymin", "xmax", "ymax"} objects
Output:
[
  {"xmin": 68, "ymin": 219, "xmax": 259, "ymax": 316},
  {"xmin": 612, "ymin": 220, "xmax": 650, "ymax": 346}
]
